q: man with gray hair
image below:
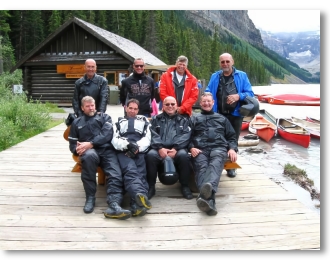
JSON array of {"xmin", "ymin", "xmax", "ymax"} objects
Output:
[
  {"xmin": 160, "ymin": 55, "xmax": 199, "ymax": 117},
  {"xmin": 189, "ymin": 92, "xmax": 238, "ymax": 216}
]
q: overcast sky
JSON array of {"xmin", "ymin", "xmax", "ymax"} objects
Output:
[{"xmin": 248, "ymin": 10, "xmax": 320, "ymax": 33}]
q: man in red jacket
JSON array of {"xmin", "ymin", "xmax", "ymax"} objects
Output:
[{"xmin": 159, "ymin": 55, "xmax": 199, "ymax": 117}]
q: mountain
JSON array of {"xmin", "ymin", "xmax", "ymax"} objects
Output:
[
  {"xmin": 259, "ymin": 30, "xmax": 320, "ymax": 76},
  {"xmin": 185, "ymin": 10, "xmax": 264, "ymax": 47}
]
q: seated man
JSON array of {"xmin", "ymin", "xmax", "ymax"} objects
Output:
[
  {"xmin": 146, "ymin": 96, "xmax": 193, "ymax": 200},
  {"xmin": 68, "ymin": 96, "xmax": 131, "ymax": 220},
  {"xmin": 112, "ymin": 99, "xmax": 152, "ymax": 217},
  {"xmin": 189, "ymin": 92, "xmax": 238, "ymax": 216}
]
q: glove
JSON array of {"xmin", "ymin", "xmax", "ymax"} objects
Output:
[
  {"xmin": 127, "ymin": 142, "xmax": 139, "ymax": 154},
  {"xmin": 125, "ymin": 150, "xmax": 136, "ymax": 158}
]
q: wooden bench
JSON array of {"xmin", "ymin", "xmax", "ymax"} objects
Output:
[
  {"xmin": 63, "ymin": 126, "xmax": 241, "ymax": 189},
  {"xmin": 63, "ymin": 126, "xmax": 106, "ymax": 185}
]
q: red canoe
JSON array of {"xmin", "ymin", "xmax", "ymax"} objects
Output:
[
  {"xmin": 264, "ymin": 94, "xmax": 320, "ymax": 106},
  {"xmin": 241, "ymin": 116, "xmax": 254, "ymax": 131},
  {"xmin": 256, "ymin": 94, "xmax": 272, "ymax": 103},
  {"xmin": 277, "ymin": 118, "xmax": 310, "ymax": 148},
  {"xmin": 249, "ymin": 113, "xmax": 276, "ymax": 142}
]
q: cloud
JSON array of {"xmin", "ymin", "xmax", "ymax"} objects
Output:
[{"xmin": 248, "ymin": 10, "xmax": 320, "ymax": 33}]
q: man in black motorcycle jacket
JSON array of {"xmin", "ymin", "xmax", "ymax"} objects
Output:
[
  {"xmin": 68, "ymin": 96, "xmax": 131, "ymax": 220},
  {"xmin": 120, "ymin": 58, "xmax": 155, "ymax": 117},
  {"xmin": 189, "ymin": 92, "xmax": 238, "ymax": 216},
  {"xmin": 146, "ymin": 96, "xmax": 193, "ymax": 200},
  {"xmin": 72, "ymin": 59, "xmax": 108, "ymax": 117}
]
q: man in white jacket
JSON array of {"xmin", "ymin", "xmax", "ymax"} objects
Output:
[{"xmin": 112, "ymin": 99, "xmax": 152, "ymax": 217}]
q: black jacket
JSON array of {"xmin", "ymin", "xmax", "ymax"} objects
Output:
[
  {"xmin": 188, "ymin": 110, "xmax": 238, "ymax": 152},
  {"xmin": 72, "ymin": 74, "xmax": 108, "ymax": 117},
  {"xmin": 68, "ymin": 112, "xmax": 114, "ymax": 155},
  {"xmin": 150, "ymin": 112, "xmax": 191, "ymax": 150},
  {"xmin": 120, "ymin": 72, "xmax": 155, "ymax": 115}
]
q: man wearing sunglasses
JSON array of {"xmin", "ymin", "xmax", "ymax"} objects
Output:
[
  {"xmin": 120, "ymin": 58, "xmax": 155, "ymax": 117},
  {"xmin": 160, "ymin": 55, "xmax": 199, "ymax": 117},
  {"xmin": 205, "ymin": 53, "xmax": 254, "ymax": 178},
  {"xmin": 146, "ymin": 96, "xmax": 193, "ymax": 200}
]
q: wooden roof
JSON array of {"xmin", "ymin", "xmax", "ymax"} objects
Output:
[{"xmin": 10, "ymin": 17, "xmax": 167, "ymax": 72}]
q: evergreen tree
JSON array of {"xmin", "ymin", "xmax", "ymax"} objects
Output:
[
  {"xmin": 166, "ymin": 11, "xmax": 179, "ymax": 64},
  {"xmin": 155, "ymin": 11, "xmax": 168, "ymax": 64},
  {"xmin": 48, "ymin": 10, "xmax": 62, "ymax": 35},
  {"xmin": 95, "ymin": 10, "xmax": 107, "ymax": 29}
]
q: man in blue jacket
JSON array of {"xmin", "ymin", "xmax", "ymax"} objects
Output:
[{"xmin": 205, "ymin": 53, "xmax": 254, "ymax": 178}]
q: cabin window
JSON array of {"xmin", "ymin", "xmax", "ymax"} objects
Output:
[
  {"xmin": 104, "ymin": 71, "xmax": 116, "ymax": 86},
  {"xmin": 104, "ymin": 71, "xmax": 129, "ymax": 86}
]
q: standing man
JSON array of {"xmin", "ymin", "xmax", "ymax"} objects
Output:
[
  {"xmin": 146, "ymin": 96, "xmax": 193, "ymax": 200},
  {"xmin": 205, "ymin": 53, "xmax": 254, "ymax": 178},
  {"xmin": 112, "ymin": 99, "xmax": 152, "ymax": 217},
  {"xmin": 120, "ymin": 58, "xmax": 155, "ymax": 117},
  {"xmin": 160, "ymin": 55, "xmax": 199, "ymax": 117},
  {"xmin": 72, "ymin": 59, "xmax": 109, "ymax": 117},
  {"xmin": 68, "ymin": 96, "xmax": 131, "ymax": 220},
  {"xmin": 189, "ymin": 93, "xmax": 238, "ymax": 216}
]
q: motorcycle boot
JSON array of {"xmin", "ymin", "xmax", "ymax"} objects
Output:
[
  {"xmin": 104, "ymin": 202, "xmax": 131, "ymax": 220},
  {"xmin": 83, "ymin": 196, "xmax": 96, "ymax": 214},
  {"xmin": 130, "ymin": 198, "xmax": 147, "ymax": 217},
  {"xmin": 135, "ymin": 193, "xmax": 152, "ymax": 210}
]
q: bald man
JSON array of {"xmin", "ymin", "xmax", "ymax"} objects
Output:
[
  {"xmin": 72, "ymin": 59, "xmax": 109, "ymax": 117},
  {"xmin": 146, "ymin": 96, "xmax": 193, "ymax": 200}
]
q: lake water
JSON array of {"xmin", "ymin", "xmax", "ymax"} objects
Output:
[{"xmin": 241, "ymin": 84, "xmax": 321, "ymax": 213}]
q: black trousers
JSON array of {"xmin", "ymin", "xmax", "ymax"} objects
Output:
[
  {"xmin": 190, "ymin": 148, "xmax": 228, "ymax": 193},
  {"xmin": 222, "ymin": 114, "xmax": 243, "ymax": 141},
  {"xmin": 145, "ymin": 148, "xmax": 191, "ymax": 187},
  {"xmin": 117, "ymin": 153, "xmax": 149, "ymax": 199},
  {"xmin": 80, "ymin": 148, "xmax": 124, "ymax": 204}
]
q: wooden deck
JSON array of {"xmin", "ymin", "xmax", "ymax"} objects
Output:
[{"xmin": 0, "ymin": 123, "xmax": 320, "ymax": 250}]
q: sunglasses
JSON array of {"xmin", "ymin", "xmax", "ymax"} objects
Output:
[
  {"xmin": 164, "ymin": 103, "xmax": 176, "ymax": 107},
  {"xmin": 220, "ymin": 60, "xmax": 231, "ymax": 64},
  {"xmin": 134, "ymin": 64, "xmax": 144, "ymax": 68}
]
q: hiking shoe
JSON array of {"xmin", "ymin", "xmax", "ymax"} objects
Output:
[
  {"xmin": 199, "ymin": 182, "xmax": 213, "ymax": 200},
  {"xmin": 135, "ymin": 193, "xmax": 152, "ymax": 210}
]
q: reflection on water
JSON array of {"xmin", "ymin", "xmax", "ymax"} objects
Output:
[{"xmin": 240, "ymin": 132, "xmax": 320, "ymax": 213}]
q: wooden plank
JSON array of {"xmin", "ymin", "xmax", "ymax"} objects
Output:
[{"xmin": 0, "ymin": 232, "xmax": 320, "ymax": 250}]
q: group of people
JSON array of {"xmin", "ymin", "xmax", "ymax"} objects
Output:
[{"xmin": 70, "ymin": 53, "xmax": 255, "ymax": 218}]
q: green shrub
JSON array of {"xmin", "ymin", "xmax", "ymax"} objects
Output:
[
  {"xmin": 0, "ymin": 117, "xmax": 18, "ymax": 150},
  {"xmin": 0, "ymin": 71, "xmax": 53, "ymax": 151}
]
